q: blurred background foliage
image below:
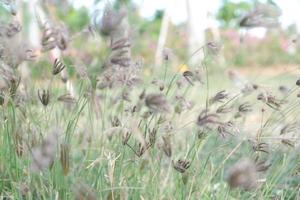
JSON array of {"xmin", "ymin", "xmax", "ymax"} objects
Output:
[{"xmin": 5, "ymin": 0, "xmax": 300, "ymax": 80}]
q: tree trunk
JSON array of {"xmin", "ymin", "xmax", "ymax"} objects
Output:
[
  {"xmin": 186, "ymin": 0, "xmax": 208, "ymax": 66},
  {"xmin": 155, "ymin": 0, "xmax": 170, "ymax": 67}
]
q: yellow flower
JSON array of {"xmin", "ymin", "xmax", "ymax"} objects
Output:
[{"xmin": 178, "ymin": 64, "xmax": 188, "ymax": 73}]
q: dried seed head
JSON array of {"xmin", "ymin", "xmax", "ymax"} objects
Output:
[
  {"xmin": 216, "ymin": 104, "xmax": 233, "ymax": 114},
  {"xmin": 162, "ymin": 136, "xmax": 172, "ymax": 157},
  {"xmin": 6, "ymin": 21, "xmax": 22, "ymax": 37},
  {"xmin": 217, "ymin": 121, "xmax": 235, "ymax": 138},
  {"xmin": 145, "ymin": 93, "xmax": 170, "ymax": 113},
  {"xmin": 239, "ymin": 3, "xmax": 281, "ymax": 28},
  {"xmin": 175, "ymin": 95, "xmax": 194, "ymax": 113},
  {"xmin": 162, "ymin": 47, "xmax": 173, "ymax": 61},
  {"xmin": 278, "ymin": 85, "xmax": 289, "ymax": 95},
  {"xmin": 1, "ymin": 0, "xmax": 17, "ymax": 15},
  {"xmin": 30, "ymin": 128, "xmax": 59, "ymax": 172},
  {"xmin": 249, "ymin": 140, "xmax": 269, "ymax": 154},
  {"xmin": 151, "ymin": 79, "xmax": 165, "ymax": 91},
  {"xmin": 94, "ymin": 5, "xmax": 127, "ymax": 36},
  {"xmin": 255, "ymin": 159, "xmax": 271, "ymax": 172},
  {"xmin": 121, "ymin": 90, "xmax": 131, "ymax": 102},
  {"xmin": 73, "ymin": 182, "xmax": 98, "ymax": 200},
  {"xmin": 139, "ymin": 89, "xmax": 146, "ymax": 100},
  {"xmin": 38, "ymin": 89, "xmax": 50, "ymax": 106},
  {"xmin": 58, "ymin": 93, "xmax": 77, "ymax": 104},
  {"xmin": 205, "ymin": 41, "xmax": 221, "ymax": 55},
  {"xmin": 53, "ymin": 58, "xmax": 66, "ymax": 75},
  {"xmin": 60, "ymin": 143, "xmax": 70, "ymax": 176},
  {"xmin": 172, "ymin": 159, "xmax": 190, "ymax": 173},
  {"xmin": 111, "ymin": 116, "xmax": 121, "ymax": 127},
  {"xmin": 13, "ymin": 130, "xmax": 24, "ymax": 157},
  {"xmin": 197, "ymin": 110, "xmax": 221, "ymax": 128},
  {"xmin": 137, "ymin": 142, "xmax": 151, "ymax": 157},
  {"xmin": 57, "ymin": 26, "xmax": 69, "ymax": 50},
  {"xmin": 257, "ymin": 92, "xmax": 284, "ymax": 110},
  {"xmin": 149, "ymin": 128, "xmax": 157, "ymax": 146},
  {"xmin": 280, "ymin": 123, "xmax": 297, "ymax": 135},
  {"xmin": 41, "ymin": 21, "xmax": 69, "ymax": 51},
  {"xmin": 8, "ymin": 75, "xmax": 20, "ymax": 97},
  {"xmin": 227, "ymin": 158, "xmax": 258, "ymax": 191},
  {"xmin": 111, "ymin": 37, "xmax": 131, "ymax": 51},
  {"xmin": 74, "ymin": 65, "xmax": 89, "ymax": 80},
  {"xmin": 281, "ymin": 139, "xmax": 295, "ymax": 148},
  {"xmin": 183, "ymin": 71, "xmax": 195, "ymax": 86},
  {"xmin": 238, "ymin": 102, "xmax": 252, "ymax": 113},
  {"xmin": 122, "ymin": 131, "xmax": 131, "ymax": 145},
  {"xmin": 209, "ymin": 90, "xmax": 229, "ymax": 104},
  {"xmin": 296, "ymin": 79, "xmax": 300, "ymax": 86}
]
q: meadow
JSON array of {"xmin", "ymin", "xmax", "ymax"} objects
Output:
[{"xmin": 0, "ymin": 1, "xmax": 300, "ymax": 199}]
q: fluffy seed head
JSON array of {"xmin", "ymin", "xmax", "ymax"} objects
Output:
[{"xmin": 227, "ymin": 158, "xmax": 258, "ymax": 191}]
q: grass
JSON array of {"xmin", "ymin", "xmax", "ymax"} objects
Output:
[
  {"xmin": 0, "ymin": 3, "xmax": 300, "ymax": 199},
  {"xmin": 0, "ymin": 63, "xmax": 299, "ymax": 199}
]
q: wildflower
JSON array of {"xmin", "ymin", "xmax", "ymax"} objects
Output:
[
  {"xmin": 145, "ymin": 93, "xmax": 170, "ymax": 113},
  {"xmin": 227, "ymin": 158, "xmax": 258, "ymax": 191},
  {"xmin": 172, "ymin": 159, "xmax": 190, "ymax": 173},
  {"xmin": 179, "ymin": 64, "xmax": 188, "ymax": 73},
  {"xmin": 38, "ymin": 89, "xmax": 50, "ymax": 106}
]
